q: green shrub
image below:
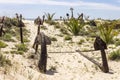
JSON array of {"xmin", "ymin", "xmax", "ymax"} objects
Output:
[
  {"xmin": 65, "ymin": 18, "xmax": 84, "ymax": 35},
  {"xmin": 15, "ymin": 44, "xmax": 28, "ymax": 52},
  {"xmin": 49, "ymin": 66, "xmax": 57, "ymax": 71},
  {"xmin": 10, "ymin": 50, "xmax": 24, "ymax": 55},
  {"xmin": 78, "ymin": 39, "xmax": 85, "ymax": 44},
  {"xmin": 97, "ymin": 22, "xmax": 118, "ymax": 44},
  {"xmin": 89, "ymin": 20, "xmax": 96, "ymax": 26},
  {"xmin": 109, "ymin": 49, "xmax": 120, "ymax": 60},
  {"xmin": 23, "ymin": 37, "xmax": 30, "ymax": 42},
  {"xmin": 11, "ymin": 18, "xmax": 18, "ymax": 26},
  {"xmin": 45, "ymin": 13, "xmax": 55, "ymax": 21},
  {"xmin": 41, "ymin": 25, "xmax": 47, "ymax": 30},
  {"xmin": 45, "ymin": 13, "xmax": 56, "ymax": 25},
  {"xmin": 57, "ymin": 34, "xmax": 64, "ymax": 37},
  {"xmin": 54, "ymin": 23, "xmax": 61, "ymax": 28},
  {"xmin": 45, "ymin": 21, "xmax": 56, "ymax": 25},
  {"xmin": 114, "ymin": 38, "xmax": 120, "ymax": 46},
  {"xmin": 115, "ymin": 40, "xmax": 120, "ymax": 46},
  {"xmin": 51, "ymin": 37, "xmax": 57, "ymax": 41},
  {"xmin": 2, "ymin": 33, "xmax": 15, "ymax": 42},
  {"xmin": 0, "ymin": 41, "xmax": 7, "ymax": 48},
  {"xmin": 22, "ymin": 28, "xmax": 30, "ymax": 35},
  {"xmin": 60, "ymin": 28, "xmax": 68, "ymax": 34},
  {"xmin": 64, "ymin": 35, "xmax": 72, "ymax": 40},
  {"xmin": 3, "ymin": 17, "xmax": 12, "ymax": 27},
  {"xmin": 0, "ymin": 53, "xmax": 11, "ymax": 67}
]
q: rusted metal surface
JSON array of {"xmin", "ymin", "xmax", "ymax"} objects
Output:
[
  {"xmin": 76, "ymin": 50, "xmax": 102, "ymax": 69},
  {"xmin": 16, "ymin": 14, "xmax": 24, "ymax": 43},
  {"xmin": 98, "ymin": 42, "xmax": 109, "ymax": 73},
  {"xmin": 0, "ymin": 16, "xmax": 5, "ymax": 37},
  {"xmin": 38, "ymin": 32, "xmax": 47, "ymax": 73},
  {"xmin": 94, "ymin": 36, "xmax": 107, "ymax": 50},
  {"xmin": 76, "ymin": 36, "xmax": 109, "ymax": 73},
  {"xmin": 0, "ymin": 24, "xmax": 5, "ymax": 37},
  {"xmin": 33, "ymin": 32, "xmax": 51, "ymax": 54}
]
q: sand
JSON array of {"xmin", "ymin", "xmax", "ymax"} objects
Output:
[{"xmin": 0, "ymin": 20, "xmax": 120, "ymax": 80}]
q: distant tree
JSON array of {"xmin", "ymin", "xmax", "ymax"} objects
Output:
[
  {"xmin": 66, "ymin": 13, "xmax": 69, "ymax": 20},
  {"xmin": 60, "ymin": 16, "xmax": 62, "ymax": 20},
  {"xmin": 65, "ymin": 18, "xmax": 84, "ymax": 35},
  {"xmin": 70, "ymin": 7, "xmax": 74, "ymax": 18},
  {"xmin": 45, "ymin": 13, "xmax": 55, "ymax": 21}
]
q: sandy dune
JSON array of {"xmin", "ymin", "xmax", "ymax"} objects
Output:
[{"xmin": 0, "ymin": 20, "xmax": 120, "ymax": 80}]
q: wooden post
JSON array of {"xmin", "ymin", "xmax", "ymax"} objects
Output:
[
  {"xmin": 35, "ymin": 44, "xmax": 38, "ymax": 54},
  {"xmin": 99, "ymin": 43, "xmax": 109, "ymax": 73},
  {"xmin": 38, "ymin": 33, "xmax": 47, "ymax": 73},
  {"xmin": 0, "ymin": 25, "xmax": 3, "ymax": 37},
  {"xmin": 37, "ymin": 25, "xmax": 40, "ymax": 35},
  {"xmin": 16, "ymin": 13, "xmax": 24, "ymax": 43},
  {"xmin": 19, "ymin": 14, "xmax": 24, "ymax": 43},
  {"xmin": 0, "ymin": 16, "xmax": 5, "ymax": 37},
  {"xmin": 94, "ymin": 36, "xmax": 109, "ymax": 73},
  {"xmin": 42, "ymin": 15, "xmax": 45, "ymax": 23}
]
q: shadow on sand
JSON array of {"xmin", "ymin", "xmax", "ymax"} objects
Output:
[{"xmin": 46, "ymin": 69, "xmax": 58, "ymax": 75}]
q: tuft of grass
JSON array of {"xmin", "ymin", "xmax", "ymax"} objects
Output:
[
  {"xmin": 0, "ymin": 41, "xmax": 8, "ymax": 48},
  {"xmin": 3, "ymin": 17, "xmax": 12, "ymax": 27},
  {"xmin": 0, "ymin": 53, "xmax": 11, "ymax": 67},
  {"xmin": 23, "ymin": 37, "xmax": 30, "ymax": 42},
  {"xmin": 45, "ymin": 21, "xmax": 57, "ymax": 25},
  {"xmin": 64, "ymin": 35, "xmax": 72, "ymax": 40},
  {"xmin": 2, "ymin": 33, "xmax": 15, "ymax": 42},
  {"xmin": 109, "ymin": 49, "xmax": 120, "ymax": 60},
  {"xmin": 65, "ymin": 18, "xmax": 84, "ymax": 35},
  {"xmin": 60, "ymin": 28, "xmax": 68, "ymax": 34},
  {"xmin": 45, "ymin": 13, "xmax": 55, "ymax": 21},
  {"xmin": 15, "ymin": 44, "xmax": 28, "ymax": 52},
  {"xmin": 41, "ymin": 25, "xmax": 47, "ymax": 30},
  {"xmin": 114, "ymin": 38, "xmax": 120, "ymax": 46},
  {"xmin": 51, "ymin": 37, "xmax": 57, "ymax": 41},
  {"xmin": 10, "ymin": 50, "xmax": 24, "ymax": 55},
  {"xmin": 49, "ymin": 66, "xmax": 57, "ymax": 71},
  {"xmin": 57, "ymin": 34, "xmax": 64, "ymax": 37},
  {"xmin": 77, "ymin": 39, "xmax": 85, "ymax": 44},
  {"xmin": 54, "ymin": 23, "xmax": 61, "ymax": 28},
  {"xmin": 97, "ymin": 22, "xmax": 118, "ymax": 44}
]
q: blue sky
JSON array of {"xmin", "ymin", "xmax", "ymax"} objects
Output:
[{"xmin": 0, "ymin": 0, "xmax": 120, "ymax": 19}]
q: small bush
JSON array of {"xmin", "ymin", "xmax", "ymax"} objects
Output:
[
  {"xmin": 41, "ymin": 25, "xmax": 47, "ymax": 30},
  {"xmin": 65, "ymin": 18, "xmax": 84, "ymax": 35},
  {"xmin": 2, "ymin": 33, "xmax": 15, "ymax": 42},
  {"xmin": 114, "ymin": 38, "xmax": 120, "ymax": 46},
  {"xmin": 11, "ymin": 18, "xmax": 18, "ymax": 26},
  {"xmin": 10, "ymin": 50, "xmax": 24, "ymax": 55},
  {"xmin": 0, "ymin": 41, "xmax": 7, "ymax": 48},
  {"xmin": 78, "ymin": 39, "xmax": 85, "ymax": 44},
  {"xmin": 22, "ymin": 28, "xmax": 30, "ymax": 35},
  {"xmin": 23, "ymin": 38, "xmax": 30, "ymax": 42},
  {"xmin": 97, "ymin": 22, "xmax": 118, "ymax": 44},
  {"xmin": 109, "ymin": 49, "xmax": 120, "ymax": 60},
  {"xmin": 64, "ymin": 35, "xmax": 72, "ymax": 40},
  {"xmin": 49, "ymin": 66, "xmax": 57, "ymax": 71},
  {"xmin": 54, "ymin": 23, "xmax": 61, "ymax": 28},
  {"xmin": 57, "ymin": 34, "xmax": 64, "ymax": 37},
  {"xmin": 15, "ymin": 44, "xmax": 28, "ymax": 52},
  {"xmin": 51, "ymin": 37, "xmax": 57, "ymax": 41},
  {"xmin": 45, "ymin": 13, "xmax": 55, "ymax": 21},
  {"xmin": 3, "ymin": 17, "xmax": 12, "ymax": 27},
  {"xmin": 60, "ymin": 28, "xmax": 68, "ymax": 34},
  {"xmin": 0, "ymin": 53, "xmax": 11, "ymax": 67},
  {"xmin": 46, "ymin": 21, "xmax": 56, "ymax": 25}
]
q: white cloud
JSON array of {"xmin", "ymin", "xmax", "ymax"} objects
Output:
[{"xmin": 0, "ymin": 0, "xmax": 120, "ymax": 10}]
